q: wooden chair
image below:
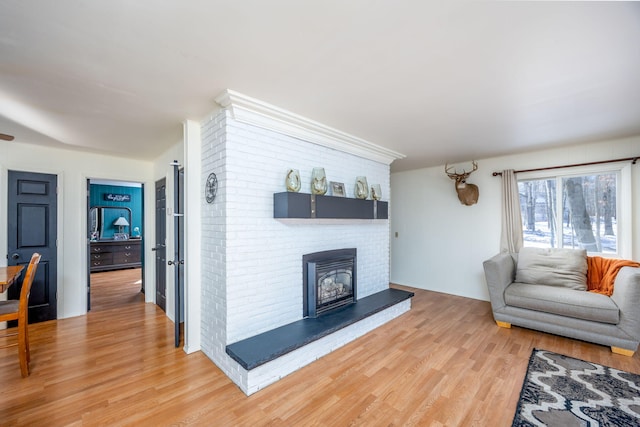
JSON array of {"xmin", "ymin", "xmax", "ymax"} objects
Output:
[{"xmin": 0, "ymin": 253, "xmax": 41, "ymax": 377}]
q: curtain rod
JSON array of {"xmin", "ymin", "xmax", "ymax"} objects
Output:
[{"xmin": 492, "ymin": 156, "xmax": 640, "ymax": 177}]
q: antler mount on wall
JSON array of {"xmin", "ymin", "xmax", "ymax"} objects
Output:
[{"xmin": 445, "ymin": 160, "xmax": 479, "ymax": 206}]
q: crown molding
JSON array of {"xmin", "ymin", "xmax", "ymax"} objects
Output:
[{"xmin": 214, "ymin": 90, "xmax": 405, "ymax": 165}]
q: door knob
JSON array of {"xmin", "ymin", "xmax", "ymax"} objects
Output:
[{"xmin": 11, "ymin": 253, "xmax": 20, "ymax": 260}]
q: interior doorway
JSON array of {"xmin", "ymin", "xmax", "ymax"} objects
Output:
[{"xmin": 87, "ymin": 179, "xmax": 144, "ymax": 312}]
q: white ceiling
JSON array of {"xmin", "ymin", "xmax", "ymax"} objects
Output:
[{"xmin": 1, "ymin": 1, "xmax": 639, "ymax": 172}]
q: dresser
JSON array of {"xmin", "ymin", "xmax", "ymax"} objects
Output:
[{"xmin": 90, "ymin": 239, "xmax": 142, "ymax": 272}]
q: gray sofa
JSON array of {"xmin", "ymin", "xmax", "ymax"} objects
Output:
[{"xmin": 483, "ymin": 248, "xmax": 640, "ymax": 356}]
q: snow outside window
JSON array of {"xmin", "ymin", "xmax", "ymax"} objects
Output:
[{"xmin": 517, "ymin": 163, "xmax": 631, "ymax": 257}]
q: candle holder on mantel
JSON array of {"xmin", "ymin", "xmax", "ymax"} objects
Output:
[
  {"xmin": 354, "ymin": 176, "xmax": 369, "ymax": 199},
  {"xmin": 371, "ymin": 184, "xmax": 382, "ymax": 200},
  {"xmin": 285, "ymin": 169, "xmax": 301, "ymax": 192},
  {"xmin": 311, "ymin": 167, "xmax": 327, "ymax": 195}
]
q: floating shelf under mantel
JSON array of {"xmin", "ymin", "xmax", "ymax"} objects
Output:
[{"xmin": 274, "ymin": 192, "xmax": 388, "ymax": 219}]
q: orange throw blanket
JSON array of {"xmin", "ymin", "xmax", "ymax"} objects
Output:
[{"xmin": 587, "ymin": 256, "xmax": 640, "ymax": 296}]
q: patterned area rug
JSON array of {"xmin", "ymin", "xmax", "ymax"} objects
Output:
[{"xmin": 513, "ymin": 349, "xmax": 640, "ymax": 426}]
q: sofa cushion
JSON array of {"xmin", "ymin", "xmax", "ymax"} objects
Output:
[
  {"xmin": 505, "ymin": 282, "xmax": 619, "ymax": 324},
  {"xmin": 515, "ymin": 247, "xmax": 587, "ymax": 290}
]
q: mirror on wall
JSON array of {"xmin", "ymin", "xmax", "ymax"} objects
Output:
[{"xmin": 89, "ymin": 206, "xmax": 133, "ymax": 241}]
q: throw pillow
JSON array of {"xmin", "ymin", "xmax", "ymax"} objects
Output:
[{"xmin": 515, "ymin": 247, "xmax": 588, "ymax": 290}]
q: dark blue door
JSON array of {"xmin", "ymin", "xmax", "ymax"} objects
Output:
[
  {"xmin": 7, "ymin": 170, "xmax": 58, "ymax": 322},
  {"xmin": 155, "ymin": 178, "xmax": 166, "ymax": 312}
]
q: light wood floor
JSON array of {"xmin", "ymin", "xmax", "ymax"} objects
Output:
[
  {"xmin": 89, "ymin": 268, "xmax": 144, "ymax": 312},
  {"xmin": 1, "ymin": 282, "xmax": 639, "ymax": 426}
]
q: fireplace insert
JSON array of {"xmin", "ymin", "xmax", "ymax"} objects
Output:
[{"xmin": 303, "ymin": 248, "xmax": 356, "ymax": 317}]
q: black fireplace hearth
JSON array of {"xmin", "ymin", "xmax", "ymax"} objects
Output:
[{"xmin": 226, "ymin": 287, "xmax": 414, "ymax": 370}]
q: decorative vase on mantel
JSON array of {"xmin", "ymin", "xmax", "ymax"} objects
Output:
[
  {"xmin": 370, "ymin": 184, "xmax": 382, "ymax": 200},
  {"xmin": 311, "ymin": 167, "xmax": 327, "ymax": 195},
  {"xmin": 285, "ymin": 169, "xmax": 301, "ymax": 192},
  {"xmin": 354, "ymin": 176, "xmax": 369, "ymax": 199}
]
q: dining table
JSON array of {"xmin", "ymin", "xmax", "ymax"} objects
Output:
[{"xmin": 0, "ymin": 265, "xmax": 24, "ymax": 293}]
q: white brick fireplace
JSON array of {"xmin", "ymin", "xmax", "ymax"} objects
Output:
[{"xmin": 200, "ymin": 90, "xmax": 407, "ymax": 395}]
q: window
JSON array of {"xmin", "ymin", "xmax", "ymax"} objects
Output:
[{"xmin": 517, "ymin": 164, "xmax": 631, "ymax": 256}]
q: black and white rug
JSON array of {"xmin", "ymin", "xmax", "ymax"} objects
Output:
[{"xmin": 513, "ymin": 349, "xmax": 640, "ymax": 426}]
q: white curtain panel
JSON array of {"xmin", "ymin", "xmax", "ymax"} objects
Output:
[{"xmin": 500, "ymin": 169, "xmax": 523, "ymax": 253}]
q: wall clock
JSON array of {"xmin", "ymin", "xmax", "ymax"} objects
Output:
[{"xmin": 205, "ymin": 172, "xmax": 218, "ymax": 203}]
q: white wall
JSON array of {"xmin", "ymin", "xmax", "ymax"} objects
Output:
[
  {"xmin": 183, "ymin": 119, "xmax": 202, "ymax": 354},
  {"xmin": 0, "ymin": 140, "xmax": 155, "ymax": 318},
  {"xmin": 390, "ymin": 135, "xmax": 640, "ymax": 301}
]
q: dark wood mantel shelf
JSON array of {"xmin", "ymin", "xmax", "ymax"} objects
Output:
[{"xmin": 274, "ymin": 192, "xmax": 388, "ymax": 219}]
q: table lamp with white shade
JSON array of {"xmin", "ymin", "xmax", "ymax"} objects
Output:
[{"xmin": 113, "ymin": 216, "xmax": 130, "ymax": 234}]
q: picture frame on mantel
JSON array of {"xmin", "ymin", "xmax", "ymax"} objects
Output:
[{"xmin": 330, "ymin": 181, "xmax": 345, "ymax": 197}]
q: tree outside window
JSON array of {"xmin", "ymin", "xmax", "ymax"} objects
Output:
[{"xmin": 518, "ymin": 173, "xmax": 617, "ymax": 254}]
